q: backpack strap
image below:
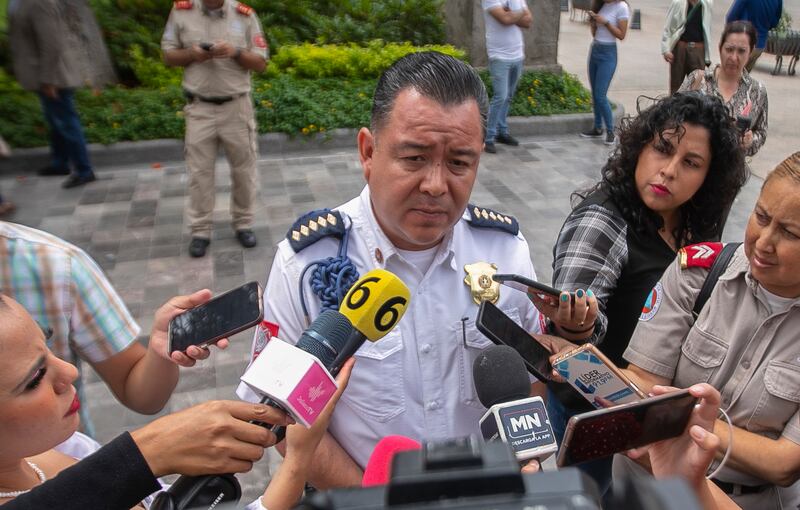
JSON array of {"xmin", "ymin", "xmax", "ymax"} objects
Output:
[{"xmin": 691, "ymin": 242, "xmax": 742, "ymax": 320}]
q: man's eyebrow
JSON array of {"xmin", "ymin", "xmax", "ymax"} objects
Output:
[
  {"xmin": 450, "ymin": 147, "xmax": 479, "ymax": 158},
  {"xmin": 12, "ymin": 354, "xmax": 46, "ymax": 393},
  {"xmin": 395, "ymin": 141, "xmax": 432, "ymax": 152}
]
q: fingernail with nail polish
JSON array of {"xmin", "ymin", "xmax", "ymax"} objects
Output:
[
  {"xmin": 576, "ymin": 289, "xmax": 585, "ymax": 298},
  {"xmin": 587, "ymin": 289, "xmax": 594, "ymax": 297},
  {"xmin": 560, "ymin": 294, "xmax": 569, "ymax": 302}
]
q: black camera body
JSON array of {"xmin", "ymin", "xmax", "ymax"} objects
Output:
[{"xmin": 296, "ymin": 436, "xmax": 703, "ymax": 510}]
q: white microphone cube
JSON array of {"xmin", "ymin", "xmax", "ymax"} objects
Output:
[
  {"xmin": 239, "ymin": 338, "xmax": 337, "ymax": 427},
  {"xmin": 479, "ymin": 396, "xmax": 558, "ymax": 461}
]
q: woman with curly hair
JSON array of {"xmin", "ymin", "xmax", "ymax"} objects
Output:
[{"xmin": 530, "ymin": 91, "xmax": 748, "ymax": 497}]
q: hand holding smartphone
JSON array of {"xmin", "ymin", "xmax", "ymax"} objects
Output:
[
  {"xmin": 168, "ymin": 281, "xmax": 263, "ymax": 354},
  {"xmin": 556, "ymin": 389, "xmax": 698, "ymax": 467}
]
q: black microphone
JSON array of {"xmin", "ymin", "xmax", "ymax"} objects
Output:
[{"xmin": 474, "ymin": 345, "xmax": 558, "ymax": 462}]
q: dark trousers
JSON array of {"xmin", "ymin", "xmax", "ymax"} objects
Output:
[
  {"xmin": 38, "ymin": 89, "xmax": 93, "ymax": 177},
  {"xmin": 670, "ymin": 41, "xmax": 705, "ymax": 94}
]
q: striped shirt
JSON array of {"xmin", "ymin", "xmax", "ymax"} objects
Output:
[{"xmin": 0, "ymin": 221, "xmax": 140, "ymax": 434}]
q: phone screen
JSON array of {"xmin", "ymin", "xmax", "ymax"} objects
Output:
[
  {"xmin": 476, "ymin": 301, "xmax": 552, "ymax": 380},
  {"xmin": 169, "ymin": 281, "xmax": 263, "ymax": 353},
  {"xmin": 557, "ymin": 390, "xmax": 697, "ymax": 466}
]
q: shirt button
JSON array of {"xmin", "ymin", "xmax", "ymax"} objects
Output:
[
  {"xmin": 426, "ymin": 401, "xmax": 439, "ymax": 410},
  {"xmin": 741, "ymin": 360, "xmax": 751, "ymax": 369},
  {"xmin": 421, "ymin": 344, "xmax": 432, "ymax": 354}
]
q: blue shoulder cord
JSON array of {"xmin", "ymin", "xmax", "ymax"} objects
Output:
[{"xmin": 298, "ymin": 226, "xmax": 359, "ymax": 325}]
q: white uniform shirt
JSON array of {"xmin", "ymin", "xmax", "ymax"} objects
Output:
[
  {"xmin": 483, "ymin": 0, "xmax": 527, "ymax": 61},
  {"xmin": 238, "ymin": 186, "xmax": 543, "ymax": 467}
]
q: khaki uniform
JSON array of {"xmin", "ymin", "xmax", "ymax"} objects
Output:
[
  {"xmin": 620, "ymin": 245, "xmax": 800, "ymax": 509},
  {"xmin": 161, "ymin": 0, "xmax": 267, "ymax": 237}
]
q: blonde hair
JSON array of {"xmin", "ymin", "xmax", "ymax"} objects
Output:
[{"xmin": 764, "ymin": 152, "xmax": 800, "ymax": 187}]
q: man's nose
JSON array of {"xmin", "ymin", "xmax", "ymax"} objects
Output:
[{"xmin": 420, "ymin": 162, "xmax": 447, "ymax": 196}]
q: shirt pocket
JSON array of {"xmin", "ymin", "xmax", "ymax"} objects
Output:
[
  {"xmin": 456, "ymin": 307, "xmax": 524, "ymax": 410},
  {"xmin": 341, "ymin": 329, "xmax": 405, "ymax": 423},
  {"xmin": 747, "ymin": 360, "xmax": 800, "ymax": 435},
  {"xmin": 675, "ymin": 326, "xmax": 728, "ymax": 383}
]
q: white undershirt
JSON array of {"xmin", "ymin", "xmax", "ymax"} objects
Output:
[
  {"xmin": 757, "ymin": 285, "xmax": 799, "ymax": 314},
  {"xmin": 397, "ymin": 246, "xmax": 439, "ymax": 276}
]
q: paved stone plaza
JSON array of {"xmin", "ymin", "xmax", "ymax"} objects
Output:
[{"xmin": 0, "ymin": 132, "xmax": 761, "ymax": 497}]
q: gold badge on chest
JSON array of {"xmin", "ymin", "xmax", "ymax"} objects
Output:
[{"xmin": 463, "ymin": 262, "xmax": 500, "ymax": 305}]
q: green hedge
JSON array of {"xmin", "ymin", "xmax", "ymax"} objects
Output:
[
  {"xmin": 269, "ymin": 41, "xmax": 466, "ymax": 79},
  {"xmin": 0, "ymin": 68, "xmax": 592, "ymax": 148}
]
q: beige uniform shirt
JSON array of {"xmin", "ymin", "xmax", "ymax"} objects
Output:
[
  {"xmin": 624, "ymin": 245, "xmax": 800, "ymax": 486},
  {"xmin": 161, "ymin": 0, "xmax": 267, "ymax": 97}
]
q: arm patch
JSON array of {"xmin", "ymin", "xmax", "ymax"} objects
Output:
[{"xmin": 679, "ymin": 242, "xmax": 723, "ymax": 269}]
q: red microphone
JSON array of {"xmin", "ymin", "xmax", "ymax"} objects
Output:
[{"xmin": 361, "ymin": 435, "xmax": 421, "ymax": 487}]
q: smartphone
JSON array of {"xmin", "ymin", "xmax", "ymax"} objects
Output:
[
  {"xmin": 553, "ymin": 343, "xmax": 646, "ymax": 408},
  {"xmin": 200, "ymin": 42, "xmax": 213, "ymax": 51},
  {"xmin": 493, "ymin": 274, "xmax": 562, "ymax": 300},
  {"xmin": 476, "ymin": 300, "xmax": 552, "ymax": 381},
  {"xmin": 736, "ymin": 115, "xmax": 752, "ymax": 132},
  {"xmin": 556, "ymin": 389, "xmax": 698, "ymax": 467},
  {"xmin": 476, "ymin": 301, "xmax": 594, "ymax": 412},
  {"xmin": 168, "ymin": 281, "xmax": 264, "ymax": 353}
]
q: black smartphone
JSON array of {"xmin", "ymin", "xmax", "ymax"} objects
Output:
[
  {"xmin": 476, "ymin": 300, "xmax": 553, "ymax": 381},
  {"xmin": 556, "ymin": 389, "xmax": 698, "ymax": 467},
  {"xmin": 493, "ymin": 274, "xmax": 562, "ymax": 300},
  {"xmin": 200, "ymin": 42, "xmax": 213, "ymax": 51},
  {"xmin": 476, "ymin": 301, "xmax": 594, "ymax": 412},
  {"xmin": 736, "ymin": 115, "xmax": 752, "ymax": 132},
  {"xmin": 168, "ymin": 281, "xmax": 264, "ymax": 353}
]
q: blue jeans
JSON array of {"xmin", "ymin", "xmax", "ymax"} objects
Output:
[
  {"xmin": 587, "ymin": 42, "xmax": 617, "ymax": 132},
  {"xmin": 547, "ymin": 387, "xmax": 613, "ymax": 499},
  {"xmin": 485, "ymin": 58, "xmax": 523, "ymax": 143},
  {"xmin": 38, "ymin": 89, "xmax": 93, "ymax": 177}
]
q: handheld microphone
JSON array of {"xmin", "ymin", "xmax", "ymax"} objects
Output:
[
  {"xmin": 241, "ymin": 269, "xmax": 411, "ymax": 439},
  {"xmin": 474, "ymin": 345, "xmax": 558, "ymax": 462},
  {"xmin": 362, "ymin": 436, "xmax": 422, "ymax": 487},
  {"xmin": 331, "ymin": 268, "xmax": 411, "ymax": 372}
]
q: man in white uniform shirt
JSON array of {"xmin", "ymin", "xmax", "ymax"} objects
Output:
[
  {"xmin": 237, "ymin": 52, "xmax": 543, "ymax": 488},
  {"xmin": 482, "ymin": 0, "xmax": 532, "ymax": 154}
]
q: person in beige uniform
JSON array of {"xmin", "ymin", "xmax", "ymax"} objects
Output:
[
  {"xmin": 161, "ymin": 0, "xmax": 267, "ymax": 257},
  {"xmin": 617, "ymin": 152, "xmax": 800, "ymax": 509}
]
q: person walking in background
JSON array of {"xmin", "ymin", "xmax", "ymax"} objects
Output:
[
  {"xmin": 726, "ymin": 0, "xmax": 783, "ymax": 73},
  {"xmin": 679, "ymin": 21, "xmax": 768, "ymax": 158},
  {"xmin": 661, "ymin": 0, "xmax": 712, "ymax": 94},
  {"xmin": 482, "ymin": 0, "xmax": 532, "ymax": 154},
  {"xmin": 162, "ymin": 0, "xmax": 268, "ymax": 258},
  {"xmin": 580, "ymin": 0, "xmax": 630, "ymax": 145},
  {"xmin": 7, "ymin": 0, "xmax": 98, "ymax": 189}
]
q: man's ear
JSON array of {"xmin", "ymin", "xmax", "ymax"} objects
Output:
[{"xmin": 357, "ymin": 127, "xmax": 375, "ymax": 181}]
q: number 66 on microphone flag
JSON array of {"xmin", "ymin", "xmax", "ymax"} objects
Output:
[{"xmin": 339, "ymin": 268, "xmax": 411, "ymax": 340}]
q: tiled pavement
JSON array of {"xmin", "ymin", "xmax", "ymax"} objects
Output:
[{"xmin": 0, "ymin": 135, "xmax": 761, "ymax": 499}]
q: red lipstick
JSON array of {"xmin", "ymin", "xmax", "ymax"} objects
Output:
[
  {"xmin": 66, "ymin": 395, "xmax": 80, "ymax": 417},
  {"xmin": 650, "ymin": 184, "xmax": 670, "ymax": 196}
]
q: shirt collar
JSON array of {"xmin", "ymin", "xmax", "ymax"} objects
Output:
[
  {"xmin": 356, "ymin": 186, "xmax": 457, "ymax": 271},
  {"xmin": 202, "ymin": 1, "xmax": 226, "ymax": 17}
]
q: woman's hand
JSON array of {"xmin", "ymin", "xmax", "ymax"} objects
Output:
[
  {"xmin": 148, "ymin": 289, "xmax": 230, "ymax": 366},
  {"xmin": 531, "ymin": 333, "xmax": 578, "ymax": 383},
  {"xmin": 627, "ymin": 384, "xmax": 721, "ymax": 491},
  {"xmin": 593, "ymin": 14, "xmax": 608, "ymax": 26},
  {"xmin": 741, "ymin": 129, "xmax": 754, "ymax": 150},
  {"xmin": 529, "ymin": 289, "xmax": 598, "ymax": 340}
]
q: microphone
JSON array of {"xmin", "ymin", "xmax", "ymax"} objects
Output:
[
  {"xmin": 240, "ymin": 269, "xmax": 411, "ymax": 438},
  {"xmin": 331, "ymin": 268, "xmax": 411, "ymax": 373},
  {"xmin": 240, "ymin": 310, "xmax": 353, "ymax": 429},
  {"xmin": 362, "ymin": 436, "xmax": 422, "ymax": 487},
  {"xmin": 474, "ymin": 345, "xmax": 558, "ymax": 463}
]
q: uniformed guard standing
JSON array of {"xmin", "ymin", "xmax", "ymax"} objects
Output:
[{"xmin": 161, "ymin": 0, "xmax": 268, "ymax": 257}]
